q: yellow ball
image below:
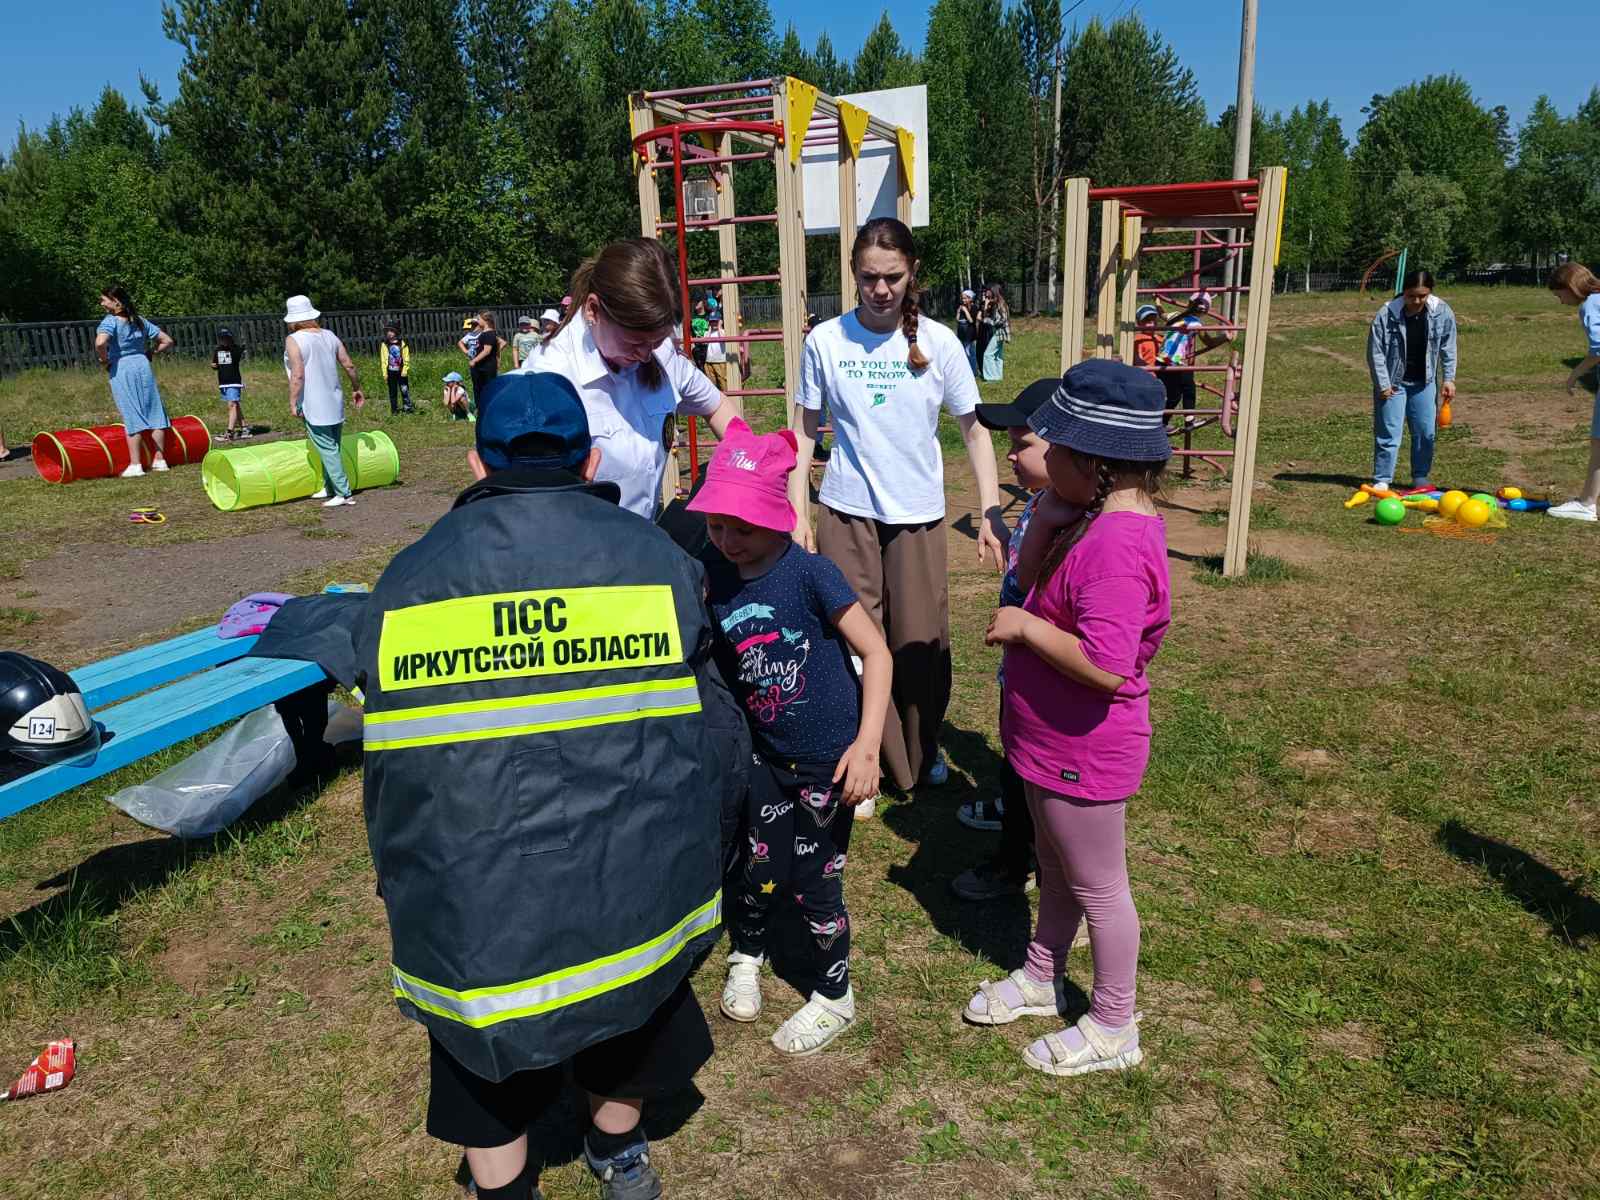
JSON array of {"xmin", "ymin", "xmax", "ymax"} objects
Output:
[
  {"xmin": 1439, "ymin": 490, "xmax": 1469, "ymax": 519},
  {"xmin": 1457, "ymin": 498, "xmax": 1491, "ymax": 527}
]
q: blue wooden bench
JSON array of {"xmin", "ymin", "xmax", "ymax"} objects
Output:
[{"xmin": 0, "ymin": 628, "xmax": 326, "ymax": 821}]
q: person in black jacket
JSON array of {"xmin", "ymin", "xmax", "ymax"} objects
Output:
[{"xmin": 358, "ymin": 371, "xmax": 745, "ymax": 1200}]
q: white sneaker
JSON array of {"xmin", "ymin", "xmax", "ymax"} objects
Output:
[
  {"xmin": 771, "ymin": 988, "xmax": 854, "ymax": 1056},
  {"xmin": 310, "ymin": 488, "xmax": 329, "ymax": 499},
  {"xmin": 1372, "ymin": 480, "xmax": 1391, "ymax": 493},
  {"xmin": 323, "ymin": 495, "xmax": 355, "ymax": 508},
  {"xmin": 119, "ymin": 464, "xmax": 144, "ymax": 478},
  {"xmin": 1547, "ymin": 499, "xmax": 1598, "ymax": 522},
  {"xmin": 853, "ymin": 795, "xmax": 877, "ymax": 820},
  {"xmin": 720, "ymin": 952, "xmax": 763, "ymax": 1022},
  {"xmin": 150, "ymin": 455, "xmax": 169, "ymax": 472}
]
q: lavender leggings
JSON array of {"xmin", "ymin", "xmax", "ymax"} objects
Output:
[{"xmin": 1023, "ymin": 783, "xmax": 1139, "ymax": 1028}]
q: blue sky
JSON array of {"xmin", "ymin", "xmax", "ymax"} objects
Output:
[{"xmin": 2, "ymin": 1, "xmax": 1592, "ymax": 146}]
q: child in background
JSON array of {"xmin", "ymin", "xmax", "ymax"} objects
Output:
[
  {"xmin": 688, "ymin": 418, "xmax": 892, "ymax": 1056},
  {"xmin": 539, "ymin": 308, "xmax": 560, "ymax": 339},
  {"xmin": 211, "ymin": 328, "xmax": 247, "ymax": 441},
  {"xmin": 949, "ymin": 379, "xmax": 1059, "ymax": 899},
  {"xmin": 1156, "ymin": 291, "xmax": 1226, "ymax": 429},
  {"xmin": 703, "ymin": 313, "xmax": 729, "ymax": 391},
  {"xmin": 512, "ymin": 316, "xmax": 540, "ymax": 368},
  {"xmin": 1132, "ymin": 304, "xmax": 1160, "ymax": 368},
  {"xmin": 963, "ymin": 359, "xmax": 1171, "ymax": 1079},
  {"xmin": 458, "ymin": 316, "xmax": 480, "ymax": 363},
  {"xmin": 380, "ymin": 325, "xmax": 414, "ymax": 415},
  {"xmin": 691, "ymin": 300, "xmax": 710, "ymax": 372},
  {"xmin": 1546, "ymin": 262, "xmax": 1600, "ymax": 522},
  {"xmin": 467, "ymin": 312, "xmax": 504, "ymax": 416},
  {"xmin": 441, "ymin": 371, "xmax": 471, "ymax": 422}
]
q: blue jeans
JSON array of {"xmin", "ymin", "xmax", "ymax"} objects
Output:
[
  {"xmin": 1373, "ymin": 379, "xmax": 1437, "ymax": 485},
  {"xmin": 964, "ymin": 340, "xmax": 978, "ymax": 376}
]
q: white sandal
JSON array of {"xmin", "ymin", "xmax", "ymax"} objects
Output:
[
  {"xmin": 720, "ymin": 952, "xmax": 763, "ymax": 1022},
  {"xmin": 771, "ymin": 988, "xmax": 854, "ymax": 1056},
  {"xmin": 1022, "ymin": 1014, "xmax": 1143, "ymax": 1077},
  {"xmin": 963, "ymin": 968, "xmax": 1060, "ymax": 1026}
]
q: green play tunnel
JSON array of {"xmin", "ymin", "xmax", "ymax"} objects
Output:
[{"xmin": 201, "ymin": 431, "xmax": 399, "ymax": 511}]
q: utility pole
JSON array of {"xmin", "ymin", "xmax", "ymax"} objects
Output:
[
  {"xmin": 1047, "ymin": 47, "xmax": 1064, "ymax": 308},
  {"xmin": 1223, "ymin": 0, "xmax": 1257, "ymax": 322}
]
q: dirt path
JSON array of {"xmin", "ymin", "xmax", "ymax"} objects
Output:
[
  {"xmin": 0, "ymin": 477, "xmax": 460, "ymax": 665},
  {"xmin": 1268, "ymin": 332, "xmax": 1365, "ymax": 373}
]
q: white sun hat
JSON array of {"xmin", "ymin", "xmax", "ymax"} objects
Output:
[
  {"xmin": 283, "ymin": 294, "xmax": 321, "ymax": 323},
  {"xmin": 540, "ymin": 308, "xmax": 560, "ymax": 324}
]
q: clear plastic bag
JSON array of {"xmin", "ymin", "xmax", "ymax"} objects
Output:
[{"xmin": 109, "ymin": 702, "xmax": 361, "ymax": 838}]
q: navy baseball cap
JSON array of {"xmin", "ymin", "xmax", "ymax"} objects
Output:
[
  {"xmin": 475, "ymin": 372, "xmax": 592, "ymax": 472},
  {"xmin": 975, "ymin": 378, "xmax": 1058, "ymax": 431},
  {"xmin": 1028, "ymin": 359, "xmax": 1171, "ymax": 463}
]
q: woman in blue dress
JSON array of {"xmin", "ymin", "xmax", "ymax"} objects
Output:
[{"xmin": 95, "ymin": 285, "xmax": 175, "ymax": 477}]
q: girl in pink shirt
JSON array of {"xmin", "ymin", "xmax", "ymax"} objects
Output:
[{"xmin": 961, "ymin": 358, "xmax": 1171, "ymax": 1078}]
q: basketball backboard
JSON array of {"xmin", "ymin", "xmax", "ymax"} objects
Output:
[{"xmin": 801, "ymin": 85, "xmax": 929, "ymax": 234}]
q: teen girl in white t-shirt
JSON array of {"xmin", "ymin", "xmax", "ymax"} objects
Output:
[{"xmin": 791, "ymin": 218, "xmax": 1006, "ymax": 792}]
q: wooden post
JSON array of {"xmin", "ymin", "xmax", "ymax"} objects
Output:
[
  {"xmin": 715, "ymin": 130, "xmax": 745, "ymax": 407},
  {"xmin": 630, "ymin": 95, "xmax": 659, "ymax": 238},
  {"xmin": 1118, "ymin": 214, "xmax": 1143, "ymax": 364},
  {"xmin": 838, "ymin": 128, "xmax": 858, "ymax": 312},
  {"xmin": 1094, "ymin": 199, "xmax": 1120, "ymax": 358},
  {"xmin": 1058, "ymin": 177, "xmax": 1091, "ymax": 371},
  {"xmin": 773, "ymin": 80, "xmax": 809, "ymax": 449},
  {"xmin": 1221, "ymin": 165, "xmax": 1284, "ymax": 578}
]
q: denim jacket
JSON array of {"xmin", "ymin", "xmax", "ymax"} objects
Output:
[{"xmin": 1368, "ymin": 294, "xmax": 1457, "ymax": 394}]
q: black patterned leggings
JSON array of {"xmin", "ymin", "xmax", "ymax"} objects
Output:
[{"xmin": 730, "ymin": 755, "xmax": 854, "ymax": 1000}]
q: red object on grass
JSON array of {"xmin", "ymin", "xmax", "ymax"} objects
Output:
[
  {"xmin": 0, "ymin": 1038, "xmax": 75, "ymax": 1101},
  {"xmin": 32, "ymin": 416, "xmax": 211, "ymax": 484}
]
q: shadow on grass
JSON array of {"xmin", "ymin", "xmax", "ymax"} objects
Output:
[
  {"xmin": 1273, "ymin": 470, "xmax": 1369, "ymax": 489},
  {"xmin": 1192, "ymin": 552, "xmax": 1300, "ymax": 586},
  {"xmin": 0, "ymin": 741, "xmax": 361, "ymax": 973},
  {"xmin": 880, "ymin": 724, "xmax": 1034, "ymax": 971},
  {"xmin": 1436, "ymin": 819, "xmax": 1600, "ymax": 946}
]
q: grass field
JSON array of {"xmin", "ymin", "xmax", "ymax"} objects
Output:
[{"xmin": 0, "ymin": 288, "xmax": 1597, "ymax": 1200}]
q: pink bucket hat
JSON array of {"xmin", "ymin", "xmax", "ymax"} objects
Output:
[{"xmin": 686, "ymin": 417, "xmax": 798, "ymax": 533}]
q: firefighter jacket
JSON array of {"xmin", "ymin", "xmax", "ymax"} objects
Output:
[{"xmin": 357, "ymin": 465, "xmax": 743, "ymax": 1082}]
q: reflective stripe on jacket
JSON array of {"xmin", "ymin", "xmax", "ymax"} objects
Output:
[{"xmin": 358, "ymin": 467, "xmax": 735, "ymax": 1082}]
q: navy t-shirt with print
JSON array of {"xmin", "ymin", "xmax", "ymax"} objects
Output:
[{"xmin": 707, "ymin": 542, "xmax": 861, "ymax": 764}]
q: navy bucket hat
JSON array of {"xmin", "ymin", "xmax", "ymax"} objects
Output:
[{"xmin": 1027, "ymin": 359, "xmax": 1172, "ymax": 464}]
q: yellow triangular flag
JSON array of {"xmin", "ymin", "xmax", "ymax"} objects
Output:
[
  {"xmin": 785, "ymin": 77, "xmax": 820, "ymax": 166},
  {"xmin": 837, "ymin": 100, "xmax": 870, "ymax": 159},
  {"xmin": 896, "ymin": 127, "xmax": 916, "ymax": 197}
]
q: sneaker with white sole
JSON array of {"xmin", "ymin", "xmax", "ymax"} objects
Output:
[
  {"xmin": 923, "ymin": 752, "xmax": 949, "ymax": 787},
  {"xmin": 150, "ymin": 455, "xmax": 169, "ymax": 472},
  {"xmin": 310, "ymin": 488, "xmax": 329, "ymax": 499},
  {"xmin": 720, "ymin": 952, "xmax": 763, "ymax": 1022},
  {"xmin": 771, "ymin": 988, "xmax": 854, "ymax": 1056},
  {"xmin": 323, "ymin": 495, "xmax": 355, "ymax": 508},
  {"xmin": 957, "ymin": 795, "xmax": 1003, "ymax": 831},
  {"xmin": 1372, "ymin": 479, "xmax": 1391, "ymax": 493},
  {"xmin": 120, "ymin": 464, "xmax": 144, "ymax": 478},
  {"xmin": 1022, "ymin": 1014, "xmax": 1143, "ymax": 1077},
  {"xmin": 852, "ymin": 795, "xmax": 877, "ymax": 820},
  {"xmin": 1548, "ymin": 499, "xmax": 1598, "ymax": 522}
]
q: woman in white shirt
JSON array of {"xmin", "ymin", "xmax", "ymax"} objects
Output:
[
  {"xmin": 283, "ymin": 294, "xmax": 365, "ymax": 508},
  {"xmin": 791, "ymin": 218, "xmax": 1006, "ymax": 792},
  {"xmin": 529, "ymin": 239, "xmax": 738, "ymax": 519}
]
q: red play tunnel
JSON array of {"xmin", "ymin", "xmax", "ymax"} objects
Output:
[{"xmin": 32, "ymin": 416, "xmax": 211, "ymax": 484}]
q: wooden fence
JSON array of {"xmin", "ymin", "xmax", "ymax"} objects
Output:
[{"xmin": 0, "ymin": 303, "xmax": 562, "ymax": 376}]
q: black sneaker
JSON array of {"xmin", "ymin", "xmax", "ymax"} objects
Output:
[
  {"xmin": 950, "ymin": 861, "xmax": 1034, "ymax": 901},
  {"xmin": 584, "ymin": 1137, "xmax": 662, "ymax": 1200}
]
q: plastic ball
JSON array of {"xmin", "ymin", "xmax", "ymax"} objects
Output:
[
  {"xmin": 1457, "ymin": 498, "xmax": 1491, "ymax": 527},
  {"xmin": 1438, "ymin": 490, "xmax": 1468, "ymax": 518},
  {"xmin": 1499, "ymin": 486, "xmax": 1522, "ymax": 501},
  {"xmin": 1374, "ymin": 497, "xmax": 1406, "ymax": 525},
  {"xmin": 1469, "ymin": 492, "xmax": 1497, "ymax": 508}
]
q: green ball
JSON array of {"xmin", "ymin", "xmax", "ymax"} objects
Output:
[
  {"xmin": 1374, "ymin": 497, "xmax": 1406, "ymax": 525},
  {"xmin": 1469, "ymin": 492, "xmax": 1497, "ymax": 508}
]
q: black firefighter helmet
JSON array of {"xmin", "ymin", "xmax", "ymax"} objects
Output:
[{"xmin": 0, "ymin": 651, "xmax": 102, "ymax": 764}]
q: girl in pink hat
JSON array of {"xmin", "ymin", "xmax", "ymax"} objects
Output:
[{"xmin": 688, "ymin": 418, "xmax": 892, "ymax": 1056}]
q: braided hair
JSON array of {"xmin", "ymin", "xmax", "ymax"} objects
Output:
[
  {"xmin": 851, "ymin": 217, "xmax": 929, "ymax": 371},
  {"xmin": 1036, "ymin": 454, "xmax": 1166, "ymax": 589}
]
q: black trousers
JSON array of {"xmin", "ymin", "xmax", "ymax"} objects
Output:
[
  {"xmin": 1159, "ymin": 367, "xmax": 1196, "ymax": 416},
  {"xmin": 387, "ymin": 372, "xmax": 412, "ymax": 412},
  {"xmin": 995, "ymin": 690, "xmax": 1036, "ymax": 881},
  {"xmin": 730, "ymin": 755, "xmax": 854, "ymax": 999}
]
